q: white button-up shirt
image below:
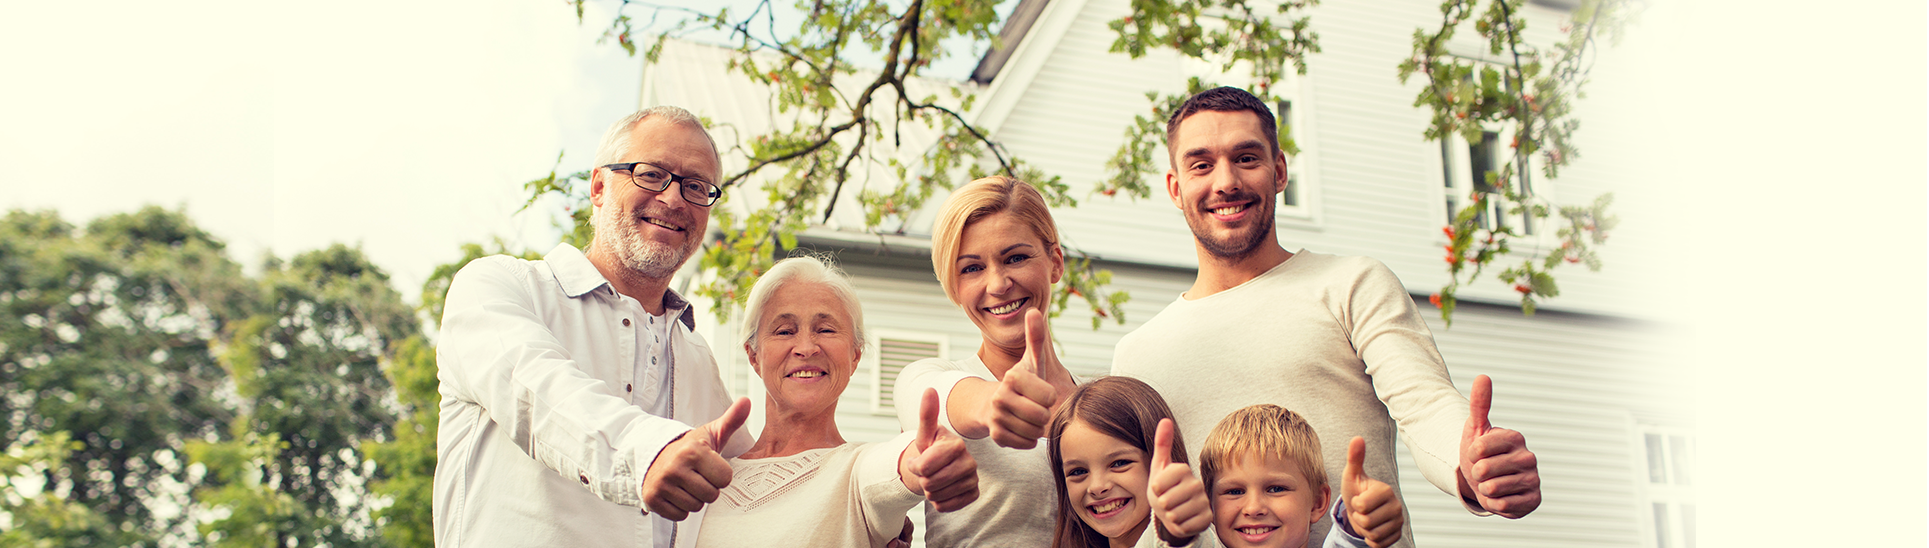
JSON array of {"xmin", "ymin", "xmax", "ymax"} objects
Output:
[{"xmin": 434, "ymin": 243, "xmax": 752, "ymax": 547}]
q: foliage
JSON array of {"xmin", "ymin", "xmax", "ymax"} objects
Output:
[
  {"xmin": 0, "ymin": 207, "xmax": 419, "ymax": 546},
  {"xmin": 0, "ymin": 431, "xmax": 151, "ymax": 547},
  {"xmin": 0, "ymin": 207, "xmax": 244, "ymax": 541},
  {"xmin": 1097, "ymin": 0, "xmax": 1318, "ymax": 200},
  {"xmin": 1397, "ymin": 0, "xmax": 1634, "ymax": 324},
  {"xmin": 544, "ymin": 0, "xmax": 1127, "ymax": 328}
]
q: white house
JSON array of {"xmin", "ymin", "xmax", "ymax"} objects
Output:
[{"xmin": 645, "ymin": 0, "xmax": 1693, "ymax": 546}]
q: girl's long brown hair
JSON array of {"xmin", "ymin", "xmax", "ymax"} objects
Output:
[{"xmin": 1047, "ymin": 376, "xmax": 1189, "ymax": 548}]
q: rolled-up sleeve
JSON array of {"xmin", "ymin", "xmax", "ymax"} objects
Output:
[{"xmin": 437, "ymin": 257, "xmax": 692, "ymax": 506}]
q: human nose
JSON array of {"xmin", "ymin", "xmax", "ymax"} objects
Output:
[
  {"xmin": 792, "ymin": 333, "xmax": 822, "ymax": 358},
  {"xmin": 1206, "ymin": 158, "xmax": 1243, "ymax": 196},
  {"xmin": 1086, "ymin": 470, "xmax": 1115, "ymax": 498},
  {"xmin": 985, "ymin": 265, "xmax": 1014, "ymax": 296},
  {"xmin": 1241, "ymin": 493, "xmax": 1268, "ymax": 517}
]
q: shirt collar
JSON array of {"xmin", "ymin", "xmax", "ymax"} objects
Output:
[{"xmin": 545, "ymin": 242, "xmax": 698, "ymax": 330}]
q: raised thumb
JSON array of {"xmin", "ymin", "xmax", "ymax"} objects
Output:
[
  {"xmin": 1020, "ymin": 308, "xmax": 1048, "ymax": 374},
  {"xmin": 1343, "ymin": 436, "xmax": 1367, "ymax": 497},
  {"xmin": 1467, "ymin": 374, "xmax": 1494, "ymax": 434},
  {"xmin": 708, "ymin": 397, "xmax": 752, "ymax": 447},
  {"xmin": 1152, "ymin": 418, "xmax": 1175, "ymax": 472},
  {"xmin": 917, "ymin": 387, "xmax": 941, "ymax": 451}
]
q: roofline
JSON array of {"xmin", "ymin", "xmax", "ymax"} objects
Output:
[{"xmin": 970, "ymin": 0, "xmax": 1052, "ymax": 84}]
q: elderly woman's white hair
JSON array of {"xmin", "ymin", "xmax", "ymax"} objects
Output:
[{"xmin": 740, "ymin": 254, "xmax": 868, "ymax": 353}]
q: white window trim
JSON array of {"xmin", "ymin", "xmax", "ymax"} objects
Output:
[
  {"xmin": 1630, "ymin": 422, "xmax": 1696, "ymax": 548},
  {"xmin": 863, "ymin": 329, "xmax": 950, "ymax": 416},
  {"xmin": 1426, "ymin": 55, "xmax": 1562, "ymax": 257}
]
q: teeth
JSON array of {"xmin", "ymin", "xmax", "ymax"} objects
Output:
[
  {"xmin": 1239, "ymin": 526, "xmax": 1276, "ymax": 535},
  {"xmin": 643, "ymin": 217, "xmax": 682, "ymax": 231},
  {"xmin": 1212, "ymin": 205, "xmax": 1246, "ymax": 216},
  {"xmin": 987, "ymin": 298, "xmax": 1026, "ymax": 315},
  {"xmin": 791, "ymin": 370, "xmax": 824, "ymax": 378},
  {"xmin": 1090, "ymin": 499, "xmax": 1127, "ymax": 514}
]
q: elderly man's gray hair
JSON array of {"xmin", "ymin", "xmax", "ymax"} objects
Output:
[
  {"xmin": 593, "ymin": 105, "xmax": 721, "ymax": 169},
  {"xmin": 740, "ymin": 254, "xmax": 868, "ymax": 354}
]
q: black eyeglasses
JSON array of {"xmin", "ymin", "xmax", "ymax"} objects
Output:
[{"xmin": 602, "ymin": 162, "xmax": 723, "ymax": 207}]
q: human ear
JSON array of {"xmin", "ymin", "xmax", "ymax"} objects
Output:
[
  {"xmin": 589, "ymin": 167, "xmax": 610, "ymax": 208},
  {"xmin": 1165, "ymin": 169, "xmax": 1183, "ymax": 209},
  {"xmin": 1047, "ymin": 244, "xmax": 1065, "ymax": 285},
  {"xmin": 1311, "ymin": 483, "xmax": 1331, "ymax": 524}
]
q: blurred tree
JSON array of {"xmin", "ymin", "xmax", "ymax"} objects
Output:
[
  {"xmin": 0, "ymin": 431, "xmax": 151, "ymax": 546},
  {"xmin": 219, "ymin": 243, "xmax": 418, "ymax": 546},
  {"xmin": 0, "ymin": 207, "xmax": 421, "ymax": 546},
  {"xmin": 0, "ymin": 207, "xmax": 244, "ymax": 541}
]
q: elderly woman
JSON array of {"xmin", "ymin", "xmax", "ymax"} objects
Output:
[
  {"xmin": 893, "ymin": 176, "xmax": 1084, "ymax": 546},
  {"xmin": 696, "ymin": 255, "xmax": 980, "ymax": 547}
]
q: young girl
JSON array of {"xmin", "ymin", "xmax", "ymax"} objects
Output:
[{"xmin": 1047, "ymin": 376, "xmax": 1213, "ymax": 548}]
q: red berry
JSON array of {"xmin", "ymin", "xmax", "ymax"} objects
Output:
[
  {"xmin": 1514, "ymin": 284, "xmax": 1530, "ymax": 294},
  {"xmin": 1429, "ymin": 293, "xmax": 1443, "ymax": 307}
]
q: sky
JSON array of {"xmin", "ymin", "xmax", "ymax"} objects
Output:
[{"xmin": 2, "ymin": 0, "xmax": 1924, "ymax": 544}]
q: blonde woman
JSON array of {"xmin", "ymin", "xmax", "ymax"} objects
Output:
[{"xmin": 893, "ymin": 176, "xmax": 1082, "ymax": 546}]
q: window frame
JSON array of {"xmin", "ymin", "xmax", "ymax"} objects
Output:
[{"xmin": 1632, "ymin": 423, "xmax": 1697, "ymax": 548}]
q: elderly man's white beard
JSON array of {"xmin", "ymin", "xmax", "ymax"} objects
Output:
[{"xmin": 593, "ymin": 203, "xmax": 691, "ymax": 280}]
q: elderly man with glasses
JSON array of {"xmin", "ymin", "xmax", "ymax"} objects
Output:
[{"xmin": 434, "ymin": 106, "xmax": 753, "ymax": 548}]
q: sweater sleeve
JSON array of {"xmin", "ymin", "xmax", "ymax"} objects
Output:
[
  {"xmin": 856, "ymin": 434, "xmax": 925, "ymax": 546},
  {"xmin": 1343, "ymin": 259, "xmax": 1469, "ymax": 500}
]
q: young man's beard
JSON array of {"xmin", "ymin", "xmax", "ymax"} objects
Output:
[
  {"xmin": 1188, "ymin": 190, "xmax": 1275, "ymax": 261},
  {"xmin": 594, "ymin": 203, "xmax": 696, "ymax": 280}
]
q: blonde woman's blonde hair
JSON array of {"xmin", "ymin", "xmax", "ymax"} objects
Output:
[
  {"xmin": 1198, "ymin": 404, "xmax": 1328, "ymax": 495},
  {"xmin": 929, "ymin": 176, "xmax": 1062, "ymax": 305}
]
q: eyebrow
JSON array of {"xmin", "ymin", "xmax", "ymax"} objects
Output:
[
  {"xmin": 954, "ymin": 242, "xmax": 1037, "ymax": 264},
  {"xmin": 1180, "ymin": 139, "xmax": 1268, "ymax": 161}
]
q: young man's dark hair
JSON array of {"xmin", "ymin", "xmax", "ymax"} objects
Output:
[{"xmin": 1163, "ymin": 86, "xmax": 1280, "ymax": 164}]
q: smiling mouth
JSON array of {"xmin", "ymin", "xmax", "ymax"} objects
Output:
[
  {"xmin": 985, "ymin": 297, "xmax": 1028, "ymax": 316},
  {"xmin": 641, "ymin": 216, "xmax": 685, "ymax": 232},
  {"xmin": 1088, "ymin": 498, "xmax": 1129, "ymax": 516},
  {"xmin": 787, "ymin": 370, "xmax": 826, "ymax": 379},
  {"xmin": 1236, "ymin": 525, "xmax": 1278, "ymax": 535},
  {"xmin": 1211, "ymin": 204, "xmax": 1249, "ymax": 216}
]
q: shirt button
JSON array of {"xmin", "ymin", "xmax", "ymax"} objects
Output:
[
  {"xmin": 579, "ymin": 474, "xmax": 589, "ymax": 485},
  {"xmin": 622, "ymin": 318, "xmax": 631, "ymax": 327},
  {"xmin": 651, "ymin": 357, "xmax": 657, "ymax": 364},
  {"xmin": 626, "ymin": 383, "xmax": 633, "ymax": 392}
]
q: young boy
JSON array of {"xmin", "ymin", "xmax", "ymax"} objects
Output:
[{"xmin": 1199, "ymin": 405, "xmax": 1406, "ymax": 548}]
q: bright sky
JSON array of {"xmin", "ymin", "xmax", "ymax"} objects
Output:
[{"xmin": 1, "ymin": 1, "xmax": 1923, "ymax": 544}]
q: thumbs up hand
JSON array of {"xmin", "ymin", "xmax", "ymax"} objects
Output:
[
  {"xmin": 1147, "ymin": 418, "xmax": 1212, "ymax": 543},
  {"xmin": 982, "ymin": 309, "xmax": 1070, "ymax": 449},
  {"xmin": 1342, "ymin": 437, "xmax": 1406, "ymax": 548},
  {"xmin": 642, "ymin": 397, "xmax": 752, "ymax": 520},
  {"xmin": 1457, "ymin": 375, "xmax": 1542, "ymax": 518},
  {"xmin": 902, "ymin": 388, "xmax": 980, "ymax": 512}
]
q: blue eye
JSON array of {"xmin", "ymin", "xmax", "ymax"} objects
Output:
[
  {"xmin": 1066, "ymin": 467, "xmax": 1088, "ymax": 478},
  {"xmin": 960, "ymin": 264, "xmax": 983, "ymax": 274},
  {"xmin": 1223, "ymin": 487, "xmax": 1246, "ymax": 496},
  {"xmin": 1266, "ymin": 485, "xmax": 1291, "ymax": 494},
  {"xmin": 1004, "ymin": 254, "xmax": 1031, "ymax": 265}
]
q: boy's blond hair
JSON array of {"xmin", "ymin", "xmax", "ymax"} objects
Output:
[{"xmin": 1198, "ymin": 404, "xmax": 1327, "ymax": 494}]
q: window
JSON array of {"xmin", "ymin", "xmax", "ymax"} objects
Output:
[
  {"xmin": 1638, "ymin": 426, "xmax": 1696, "ymax": 548},
  {"xmin": 1438, "ymin": 61, "xmax": 1537, "ymax": 235},
  {"xmin": 863, "ymin": 330, "xmax": 948, "ymax": 415}
]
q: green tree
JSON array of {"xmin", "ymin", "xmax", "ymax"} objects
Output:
[
  {"xmin": 555, "ymin": 0, "xmax": 1633, "ymax": 326},
  {"xmin": 0, "ymin": 207, "xmax": 423, "ymax": 546},
  {"xmin": 0, "ymin": 207, "xmax": 245, "ymax": 541},
  {"xmin": 0, "ymin": 431, "xmax": 151, "ymax": 547},
  {"xmin": 218, "ymin": 244, "xmax": 419, "ymax": 546}
]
